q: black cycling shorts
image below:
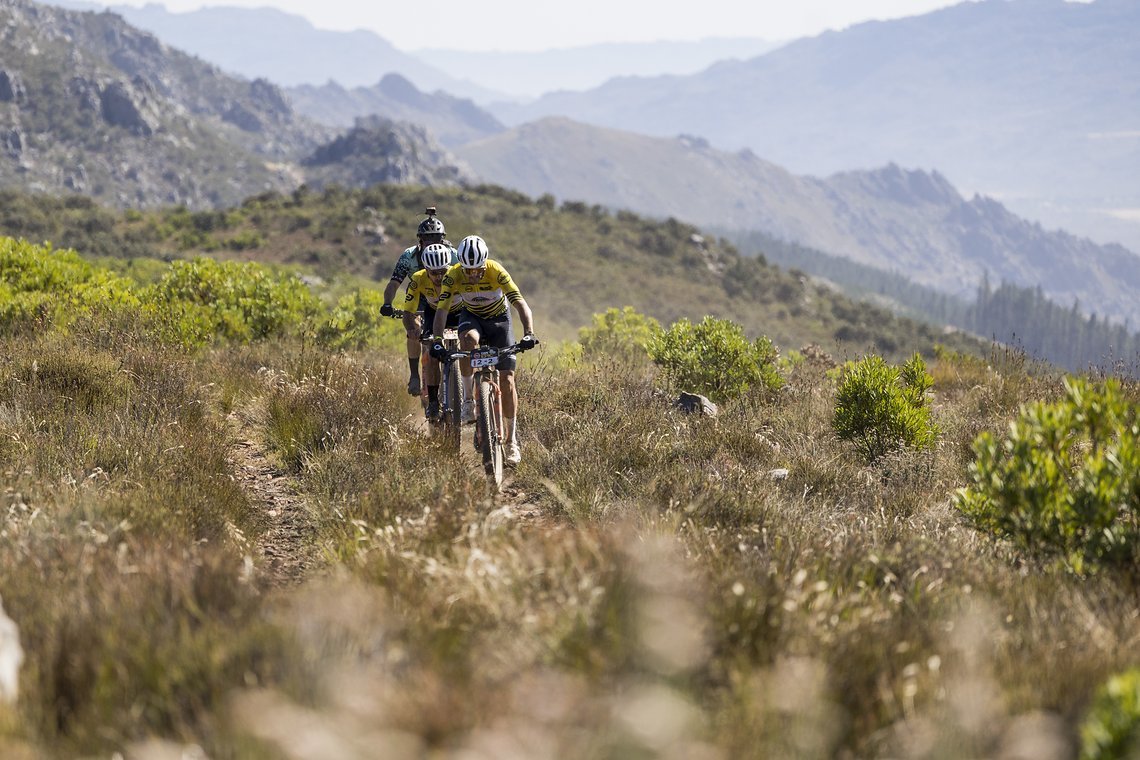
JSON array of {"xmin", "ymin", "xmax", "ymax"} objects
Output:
[
  {"xmin": 421, "ymin": 303, "xmax": 459, "ymax": 339},
  {"xmin": 458, "ymin": 310, "xmax": 516, "ymax": 372}
]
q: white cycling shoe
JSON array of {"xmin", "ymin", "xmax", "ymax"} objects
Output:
[
  {"xmin": 461, "ymin": 400, "xmax": 476, "ymax": 424},
  {"xmin": 505, "ymin": 442, "xmax": 522, "ymax": 466}
]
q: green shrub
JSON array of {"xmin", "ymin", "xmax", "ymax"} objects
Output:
[
  {"xmin": 647, "ymin": 315, "xmax": 782, "ymax": 402},
  {"xmin": 319, "ymin": 287, "xmax": 405, "ymax": 351},
  {"xmin": 578, "ymin": 306, "xmax": 661, "ymax": 364},
  {"xmin": 832, "ymin": 353, "xmax": 937, "ymax": 463},
  {"xmin": 954, "ymin": 378, "xmax": 1140, "ymax": 574},
  {"xmin": 0, "ymin": 236, "xmax": 141, "ymax": 332},
  {"xmin": 146, "ymin": 257, "xmax": 321, "ymax": 343},
  {"xmin": 1081, "ymin": 668, "xmax": 1140, "ymax": 759}
]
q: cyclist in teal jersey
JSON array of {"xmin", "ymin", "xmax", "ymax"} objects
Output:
[{"xmin": 380, "ymin": 207, "xmax": 457, "ymax": 395}]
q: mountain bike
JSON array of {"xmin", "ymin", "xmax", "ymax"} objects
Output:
[
  {"xmin": 387, "ymin": 309, "xmax": 463, "ymax": 446},
  {"xmin": 429, "ymin": 326, "xmax": 462, "ymax": 447},
  {"xmin": 435, "ymin": 341, "xmax": 534, "ymax": 491}
]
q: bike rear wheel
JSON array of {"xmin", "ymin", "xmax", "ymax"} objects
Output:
[{"xmin": 477, "ymin": 377, "xmax": 503, "ymax": 490}]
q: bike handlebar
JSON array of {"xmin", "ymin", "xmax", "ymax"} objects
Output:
[{"xmin": 434, "ymin": 341, "xmax": 537, "ymax": 364}]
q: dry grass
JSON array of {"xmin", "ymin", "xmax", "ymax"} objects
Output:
[{"xmin": 1, "ymin": 330, "xmax": 1136, "ymax": 758}]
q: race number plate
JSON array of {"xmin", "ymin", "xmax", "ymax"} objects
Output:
[{"xmin": 470, "ymin": 352, "xmax": 498, "ymax": 368}]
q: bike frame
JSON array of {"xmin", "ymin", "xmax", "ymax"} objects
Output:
[{"xmin": 437, "ymin": 341, "xmax": 531, "ymax": 490}]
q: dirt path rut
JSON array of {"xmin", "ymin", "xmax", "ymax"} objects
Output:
[{"xmin": 226, "ymin": 403, "xmax": 321, "ymax": 588}]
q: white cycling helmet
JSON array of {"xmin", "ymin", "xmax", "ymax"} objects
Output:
[
  {"xmin": 457, "ymin": 235, "xmax": 489, "ymax": 268},
  {"xmin": 421, "ymin": 243, "xmax": 451, "ymax": 271}
]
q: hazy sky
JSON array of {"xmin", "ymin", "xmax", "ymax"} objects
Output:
[{"xmin": 90, "ymin": 0, "xmax": 976, "ymax": 51}]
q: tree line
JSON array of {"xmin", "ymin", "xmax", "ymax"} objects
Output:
[{"xmin": 726, "ymin": 229, "xmax": 1140, "ymax": 375}]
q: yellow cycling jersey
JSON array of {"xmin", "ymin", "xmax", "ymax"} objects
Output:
[
  {"xmin": 436, "ymin": 259, "xmax": 522, "ymax": 318},
  {"xmin": 402, "ymin": 268, "xmax": 444, "ymax": 310}
]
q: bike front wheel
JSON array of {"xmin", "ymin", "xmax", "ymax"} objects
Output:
[
  {"xmin": 477, "ymin": 377, "xmax": 503, "ymax": 490},
  {"xmin": 442, "ymin": 361, "xmax": 461, "ymax": 448}
]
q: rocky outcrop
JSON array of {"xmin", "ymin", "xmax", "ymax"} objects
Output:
[
  {"xmin": 303, "ymin": 116, "xmax": 474, "ymax": 189},
  {"xmin": 0, "ymin": 0, "xmax": 343, "ymax": 208},
  {"xmin": 99, "ymin": 79, "xmax": 159, "ymax": 136},
  {"xmin": 2, "ymin": 128, "xmax": 22, "ymax": 157},
  {"xmin": 0, "ymin": 71, "xmax": 26, "ymax": 103}
]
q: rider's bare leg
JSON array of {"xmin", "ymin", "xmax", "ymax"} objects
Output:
[
  {"xmin": 500, "ymin": 369, "xmax": 518, "ymax": 443},
  {"xmin": 403, "ymin": 312, "xmax": 422, "ymax": 386},
  {"xmin": 460, "ymin": 328, "xmax": 480, "ymax": 401},
  {"xmin": 424, "ymin": 357, "xmax": 441, "ymax": 386}
]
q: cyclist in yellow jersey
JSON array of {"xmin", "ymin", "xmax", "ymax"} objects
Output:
[
  {"xmin": 402, "ymin": 243, "xmax": 459, "ymax": 421},
  {"xmin": 431, "ymin": 235, "xmax": 536, "ymax": 465}
]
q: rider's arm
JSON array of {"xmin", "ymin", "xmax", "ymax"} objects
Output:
[
  {"xmin": 383, "ymin": 248, "xmax": 419, "ymax": 307},
  {"xmin": 432, "ymin": 271, "xmax": 456, "ymax": 337},
  {"xmin": 512, "ymin": 297, "xmax": 535, "ymax": 336},
  {"xmin": 382, "ymin": 277, "xmax": 401, "ymax": 307},
  {"xmin": 431, "ymin": 304, "xmax": 450, "ymax": 338}
]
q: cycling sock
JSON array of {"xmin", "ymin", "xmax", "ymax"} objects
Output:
[
  {"xmin": 428, "ymin": 385, "xmax": 438, "ymax": 404},
  {"xmin": 408, "ymin": 358, "xmax": 419, "ymax": 378},
  {"xmin": 462, "ymin": 374, "xmax": 474, "ymax": 402},
  {"xmin": 504, "ymin": 416, "xmax": 516, "ymax": 444}
]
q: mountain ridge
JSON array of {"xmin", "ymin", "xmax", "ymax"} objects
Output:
[
  {"xmin": 492, "ymin": 0, "xmax": 1140, "ymax": 252},
  {"xmin": 458, "ymin": 116, "xmax": 1140, "ymax": 327},
  {"xmin": 287, "ymin": 74, "xmax": 504, "ymax": 148}
]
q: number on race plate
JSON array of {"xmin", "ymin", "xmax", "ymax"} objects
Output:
[{"xmin": 470, "ymin": 352, "xmax": 499, "ymax": 368}]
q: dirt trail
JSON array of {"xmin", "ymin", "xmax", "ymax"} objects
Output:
[
  {"xmin": 225, "ymin": 402, "xmax": 321, "ymax": 588},
  {"xmin": 224, "ymin": 388, "xmax": 549, "ymax": 590},
  {"xmin": 420, "ymin": 404, "xmax": 547, "ymax": 521}
]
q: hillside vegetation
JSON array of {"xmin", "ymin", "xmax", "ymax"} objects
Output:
[
  {"xmin": 0, "ymin": 185, "xmax": 983, "ymax": 359},
  {"xmin": 3, "ymin": 233, "xmax": 1140, "ymax": 758}
]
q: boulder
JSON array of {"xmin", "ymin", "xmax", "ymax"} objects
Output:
[{"xmin": 675, "ymin": 392, "xmax": 718, "ymax": 417}]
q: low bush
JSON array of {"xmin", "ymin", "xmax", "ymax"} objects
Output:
[
  {"xmin": 146, "ymin": 257, "xmax": 321, "ymax": 344},
  {"xmin": 0, "ymin": 237, "xmax": 141, "ymax": 333},
  {"xmin": 832, "ymin": 353, "xmax": 938, "ymax": 462},
  {"xmin": 578, "ymin": 306, "xmax": 661, "ymax": 364},
  {"xmin": 1081, "ymin": 668, "xmax": 1140, "ymax": 759},
  {"xmin": 955, "ymin": 378, "xmax": 1140, "ymax": 574},
  {"xmin": 647, "ymin": 315, "xmax": 782, "ymax": 402},
  {"xmin": 318, "ymin": 287, "xmax": 405, "ymax": 351}
]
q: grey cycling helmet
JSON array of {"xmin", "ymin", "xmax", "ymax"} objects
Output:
[
  {"xmin": 421, "ymin": 243, "xmax": 451, "ymax": 271},
  {"xmin": 457, "ymin": 235, "xmax": 489, "ymax": 268},
  {"xmin": 417, "ymin": 215, "xmax": 445, "ymax": 237}
]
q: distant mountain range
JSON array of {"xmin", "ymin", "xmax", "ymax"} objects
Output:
[
  {"xmin": 45, "ymin": 0, "xmax": 504, "ymax": 102},
  {"xmin": 459, "ymin": 117, "xmax": 1140, "ymax": 327},
  {"xmin": 412, "ymin": 38, "xmax": 784, "ymax": 100},
  {"xmin": 493, "ymin": 0, "xmax": 1140, "ymax": 254}
]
